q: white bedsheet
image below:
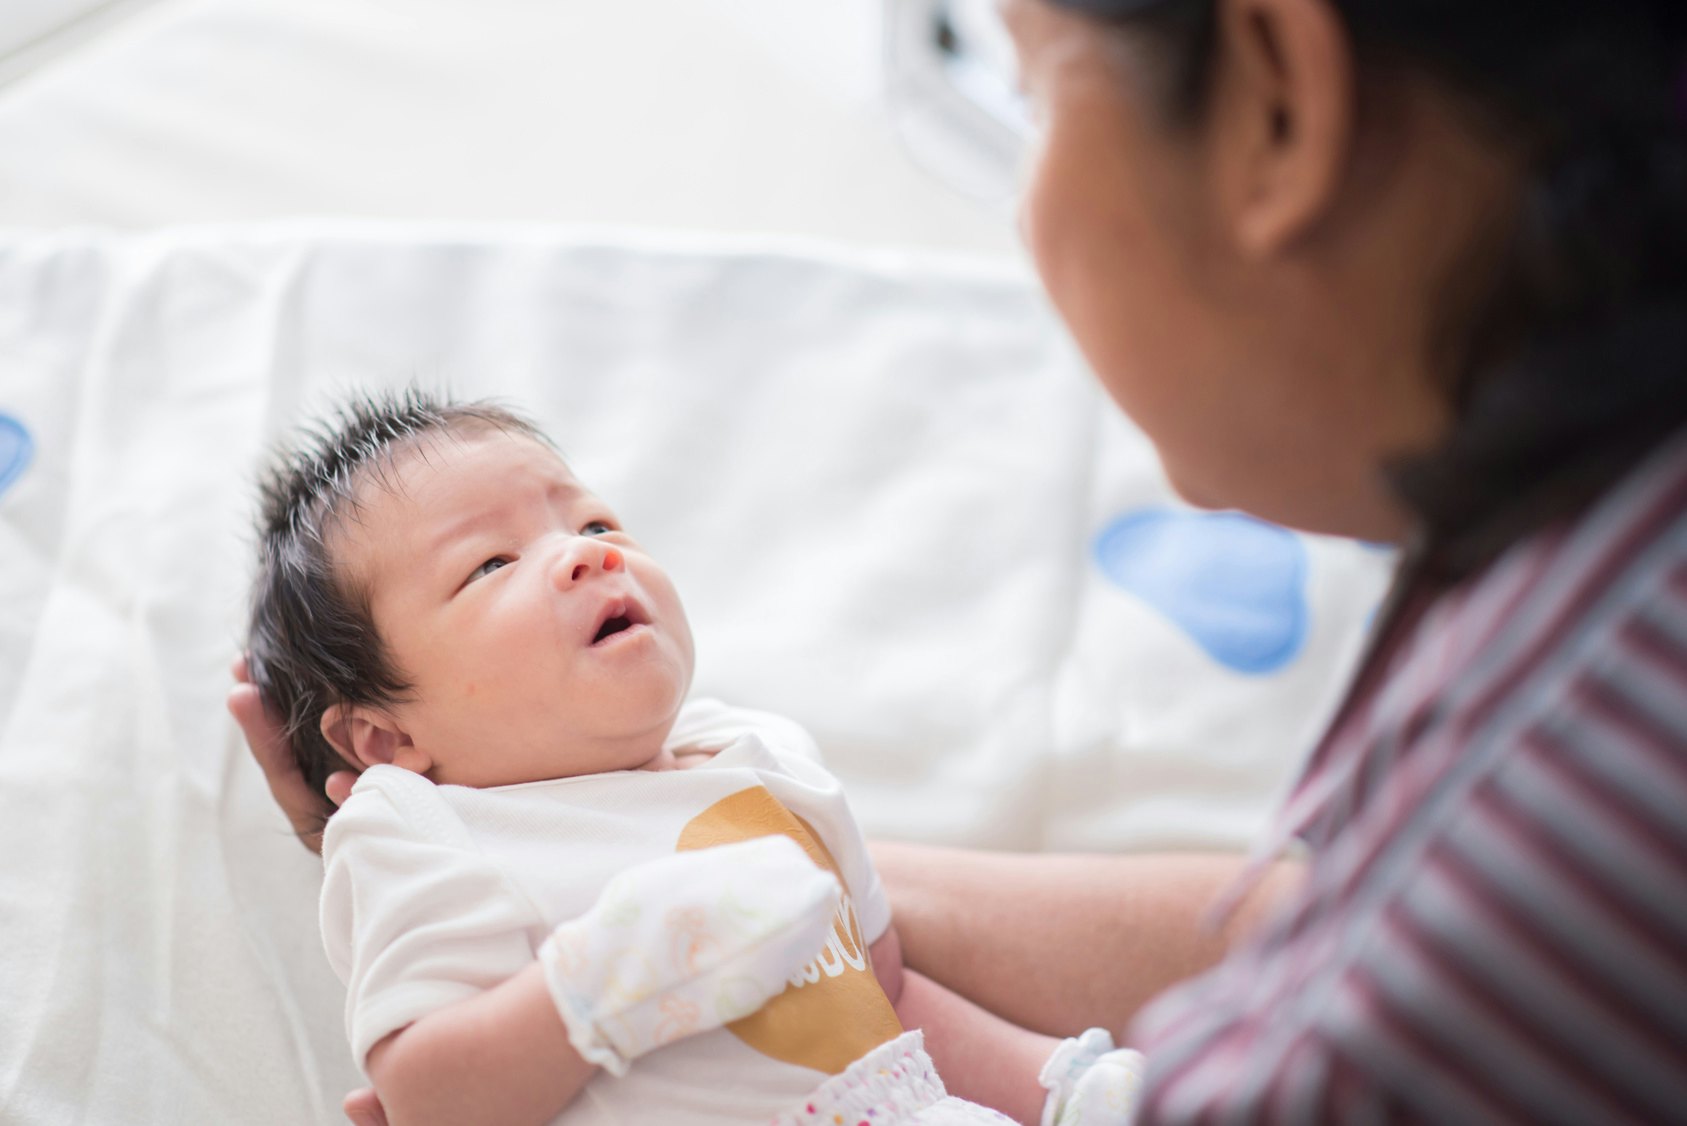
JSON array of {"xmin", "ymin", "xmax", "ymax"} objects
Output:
[{"xmin": 0, "ymin": 225, "xmax": 1391, "ymax": 1124}]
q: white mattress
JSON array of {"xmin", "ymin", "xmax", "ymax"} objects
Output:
[{"xmin": 0, "ymin": 224, "xmax": 1391, "ymax": 1123}]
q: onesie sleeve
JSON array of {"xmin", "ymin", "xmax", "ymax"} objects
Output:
[
  {"xmin": 320, "ymin": 768, "xmax": 543, "ymax": 1072},
  {"xmin": 754, "ymin": 722, "xmax": 893, "ymax": 948},
  {"xmin": 823, "ymin": 794, "xmax": 892, "ymax": 948}
]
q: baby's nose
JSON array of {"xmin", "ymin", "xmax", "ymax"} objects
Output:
[{"xmin": 555, "ymin": 543, "xmax": 624, "ymax": 587}]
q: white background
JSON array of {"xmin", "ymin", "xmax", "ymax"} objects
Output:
[{"xmin": 0, "ymin": 0, "xmax": 1020, "ymax": 256}]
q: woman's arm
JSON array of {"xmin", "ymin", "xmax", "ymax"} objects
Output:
[
  {"xmin": 366, "ymin": 961, "xmax": 594, "ymax": 1126},
  {"xmin": 871, "ymin": 841, "xmax": 1303, "ymax": 1038}
]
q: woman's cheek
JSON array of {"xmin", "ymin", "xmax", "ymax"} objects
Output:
[
  {"xmin": 1019, "ymin": 163, "xmax": 1084, "ymax": 332},
  {"xmin": 1017, "ymin": 140, "xmax": 1058, "ymax": 264}
]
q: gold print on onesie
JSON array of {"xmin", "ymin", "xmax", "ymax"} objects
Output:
[{"xmin": 676, "ymin": 786, "xmax": 903, "ymax": 1074}]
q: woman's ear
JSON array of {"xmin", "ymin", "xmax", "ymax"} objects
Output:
[
  {"xmin": 320, "ymin": 705, "xmax": 433, "ymax": 776},
  {"xmin": 1212, "ymin": 0, "xmax": 1355, "ymax": 256}
]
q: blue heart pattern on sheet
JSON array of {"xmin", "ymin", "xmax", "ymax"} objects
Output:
[
  {"xmin": 1093, "ymin": 508, "xmax": 1309, "ymax": 675},
  {"xmin": 0, "ymin": 414, "xmax": 33, "ymax": 501}
]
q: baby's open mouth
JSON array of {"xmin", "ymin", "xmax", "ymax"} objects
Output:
[
  {"xmin": 593, "ymin": 615, "xmax": 633, "ymax": 643},
  {"xmin": 589, "ymin": 598, "xmax": 650, "ymax": 645}
]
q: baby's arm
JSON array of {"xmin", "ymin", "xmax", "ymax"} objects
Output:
[
  {"xmin": 874, "ymin": 920, "xmax": 1058, "ymax": 1124},
  {"xmin": 366, "ymin": 961, "xmax": 590, "ymax": 1126},
  {"xmin": 344, "ymin": 833, "xmax": 842, "ymax": 1126}
]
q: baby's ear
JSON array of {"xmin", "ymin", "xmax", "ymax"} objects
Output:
[{"xmin": 320, "ymin": 704, "xmax": 428, "ymax": 774}]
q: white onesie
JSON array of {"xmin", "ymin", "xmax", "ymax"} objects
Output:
[{"xmin": 320, "ymin": 699, "xmax": 907, "ymax": 1126}]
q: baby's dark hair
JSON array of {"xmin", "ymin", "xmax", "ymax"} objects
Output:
[{"xmin": 246, "ymin": 388, "xmax": 551, "ymax": 802}]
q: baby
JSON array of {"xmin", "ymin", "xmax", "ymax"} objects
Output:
[{"xmin": 245, "ymin": 390, "xmax": 1140, "ymax": 1126}]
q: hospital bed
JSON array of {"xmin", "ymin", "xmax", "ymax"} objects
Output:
[{"xmin": 0, "ymin": 4, "xmax": 1391, "ymax": 1123}]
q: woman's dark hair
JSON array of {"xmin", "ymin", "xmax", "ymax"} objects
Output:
[
  {"xmin": 246, "ymin": 389, "xmax": 551, "ymax": 804},
  {"xmin": 1053, "ymin": 0, "xmax": 1687, "ymax": 576}
]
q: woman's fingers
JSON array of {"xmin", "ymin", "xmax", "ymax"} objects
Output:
[
  {"xmin": 228, "ymin": 653, "xmax": 332, "ymax": 853},
  {"xmin": 342, "ymin": 1087, "xmax": 388, "ymax": 1126},
  {"xmin": 325, "ymin": 770, "xmax": 359, "ymax": 808}
]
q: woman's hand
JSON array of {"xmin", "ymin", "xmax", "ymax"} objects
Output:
[
  {"xmin": 228, "ymin": 654, "xmax": 360, "ymax": 853},
  {"xmin": 342, "ymin": 1088, "xmax": 387, "ymax": 1126}
]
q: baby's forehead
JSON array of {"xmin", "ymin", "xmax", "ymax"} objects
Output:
[
  {"xmin": 377, "ymin": 426, "xmax": 573, "ymax": 501},
  {"xmin": 337, "ymin": 426, "xmax": 577, "ymax": 556}
]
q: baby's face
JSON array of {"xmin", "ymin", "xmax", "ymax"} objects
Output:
[{"xmin": 332, "ymin": 429, "xmax": 694, "ymax": 787}]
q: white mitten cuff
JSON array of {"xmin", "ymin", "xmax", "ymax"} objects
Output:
[{"xmin": 539, "ymin": 835, "xmax": 841, "ymax": 1076}]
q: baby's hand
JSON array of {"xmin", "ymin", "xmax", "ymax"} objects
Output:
[{"xmin": 540, "ymin": 835, "xmax": 841, "ymax": 1075}]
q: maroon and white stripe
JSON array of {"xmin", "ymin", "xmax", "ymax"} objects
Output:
[{"xmin": 1131, "ymin": 429, "xmax": 1687, "ymax": 1124}]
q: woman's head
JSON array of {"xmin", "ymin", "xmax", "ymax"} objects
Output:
[{"xmin": 1006, "ymin": 0, "xmax": 1687, "ymax": 558}]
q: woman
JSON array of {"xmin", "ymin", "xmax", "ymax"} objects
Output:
[
  {"xmin": 877, "ymin": 0, "xmax": 1687, "ymax": 1120},
  {"xmin": 236, "ymin": 0, "xmax": 1687, "ymax": 1119}
]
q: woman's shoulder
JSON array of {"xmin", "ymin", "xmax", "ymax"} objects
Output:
[
  {"xmin": 1199, "ymin": 437, "xmax": 1687, "ymax": 1125},
  {"xmin": 1540, "ymin": 424, "xmax": 1687, "ymax": 581},
  {"xmin": 1292, "ymin": 429, "xmax": 1686, "ymax": 846},
  {"xmin": 1325, "ymin": 435, "xmax": 1687, "ymax": 1105},
  {"xmin": 1461, "ymin": 424, "xmax": 1687, "ymax": 691},
  {"xmin": 1412, "ymin": 426, "xmax": 1687, "ymax": 700}
]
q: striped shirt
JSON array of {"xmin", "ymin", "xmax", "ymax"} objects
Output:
[{"xmin": 1131, "ymin": 428, "xmax": 1687, "ymax": 1124}]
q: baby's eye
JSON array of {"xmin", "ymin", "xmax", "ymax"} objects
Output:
[
  {"xmin": 581, "ymin": 520, "xmax": 615, "ymax": 536},
  {"xmin": 468, "ymin": 556, "xmax": 510, "ymax": 582}
]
